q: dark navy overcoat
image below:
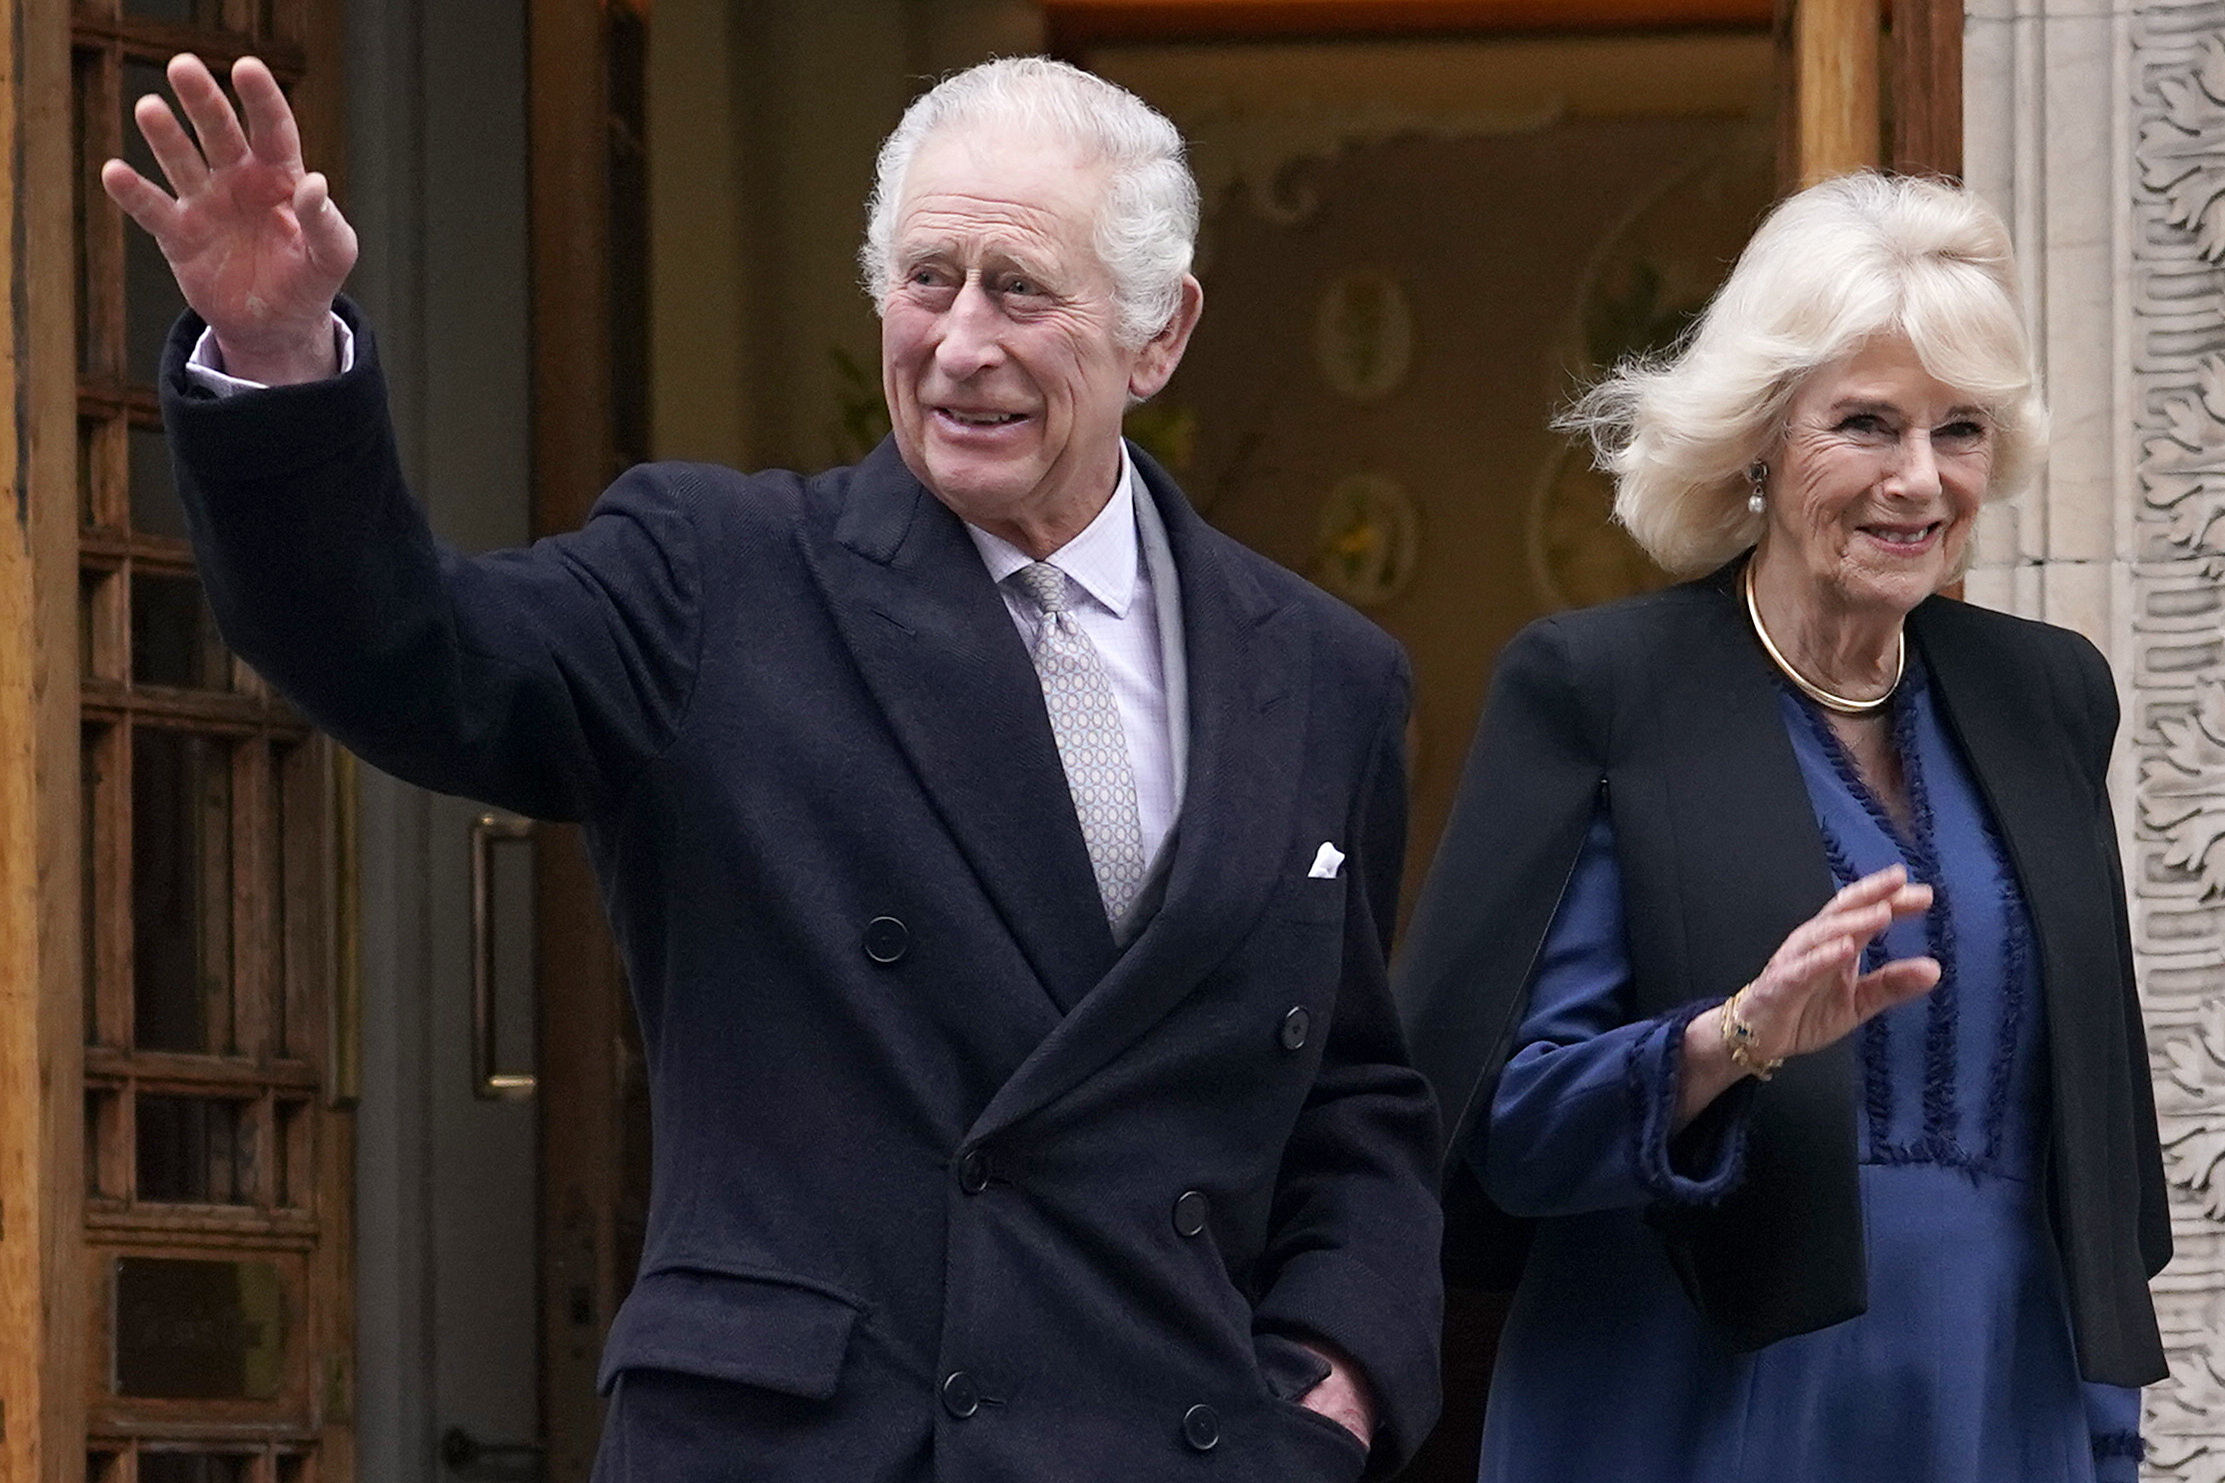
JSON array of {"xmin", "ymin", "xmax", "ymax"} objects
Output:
[{"xmin": 161, "ymin": 307, "xmax": 1444, "ymax": 1482}]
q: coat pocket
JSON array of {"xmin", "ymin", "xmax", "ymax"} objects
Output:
[
  {"xmin": 595, "ymin": 1265, "xmax": 861, "ymax": 1400},
  {"xmin": 1272, "ymin": 869, "xmax": 1349, "ymax": 926}
]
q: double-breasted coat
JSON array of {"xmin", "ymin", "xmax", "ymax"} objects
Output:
[{"xmin": 160, "ymin": 306, "xmax": 1445, "ymax": 1482}]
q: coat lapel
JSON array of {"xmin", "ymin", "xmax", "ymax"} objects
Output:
[
  {"xmin": 804, "ymin": 440, "xmax": 1117, "ymax": 1010},
  {"xmin": 967, "ymin": 455, "xmax": 1311, "ymax": 1143}
]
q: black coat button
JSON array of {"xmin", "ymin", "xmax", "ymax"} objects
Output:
[
  {"xmin": 1173, "ymin": 1189, "xmax": 1210, "ymax": 1238},
  {"xmin": 1280, "ymin": 1006, "xmax": 1311, "ymax": 1051},
  {"xmin": 1182, "ymin": 1403, "xmax": 1220, "ymax": 1451},
  {"xmin": 863, "ymin": 916, "xmax": 909, "ymax": 964},
  {"xmin": 941, "ymin": 1371, "xmax": 981, "ymax": 1419},
  {"xmin": 959, "ymin": 1149, "xmax": 990, "ymax": 1194}
]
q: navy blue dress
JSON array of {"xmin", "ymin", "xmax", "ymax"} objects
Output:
[{"xmin": 1470, "ymin": 666, "xmax": 2143, "ymax": 1482}]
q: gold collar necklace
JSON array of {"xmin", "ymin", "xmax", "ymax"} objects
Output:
[{"xmin": 1741, "ymin": 562, "xmax": 1903, "ymax": 716}]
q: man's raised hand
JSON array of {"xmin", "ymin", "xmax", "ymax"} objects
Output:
[{"xmin": 99, "ymin": 53, "xmax": 356, "ymax": 386}]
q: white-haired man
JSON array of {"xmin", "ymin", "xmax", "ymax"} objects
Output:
[{"xmin": 107, "ymin": 53, "xmax": 1444, "ymax": 1481}]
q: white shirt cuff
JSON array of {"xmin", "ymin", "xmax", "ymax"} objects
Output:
[{"xmin": 183, "ymin": 314, "xmax": 356, "ymax": 396}]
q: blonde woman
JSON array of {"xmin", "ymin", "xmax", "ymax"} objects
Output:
[{"xmin": 1399, "ymin": 174, "xmax": 2166, "ymax": 1482}]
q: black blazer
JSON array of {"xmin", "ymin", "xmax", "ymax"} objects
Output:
[
  {"xmin": 1394, "ymin": 562, "xmax": 2169, "ymax": 1387},
  {"xmin": 161, "ymin": 307, "xmax": 1445, "ymax": 1480}
]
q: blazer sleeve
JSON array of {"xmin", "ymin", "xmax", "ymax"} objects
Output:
[
  {"xmin": 160, "ymin": 304, "xmax": 703, "ymax": 824},
  {"xmin": 1477, "ymin": 804, "xmax": 1753, "ymax": 1217},
  {"xmin": 1394, "ymin": 617, "xmax": 1610, "ymax": 1169},
  {"xmin": 1250, "ymin": 652, "xmax": 1446, "ymax": 1476}
]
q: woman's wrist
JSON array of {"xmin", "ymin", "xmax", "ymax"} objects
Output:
[
  {"xmin": 1719, "ymin": 983, "xmax": 1785, "ymax": 1081},
  {"xmin": 1675, "ymin": 1007, "xmax": 1747, "ymax": 1129}
]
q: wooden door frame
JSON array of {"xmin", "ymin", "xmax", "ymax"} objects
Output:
[
  {"xmin": 1, "ymin": 1, "xmax": 92, "ymax": 1478},
  {"xmin": 1781, "ymin": 0, "xmax": 1964, "ymax": 185},
  {"xmin": 0, "ymin": 1, "xmax": 352, "ymax": 1478},
  {"xmin": 528, "ymin": 3, "xmax": 645, "ymax": 1480}
]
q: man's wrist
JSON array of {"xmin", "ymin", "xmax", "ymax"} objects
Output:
[
  {"xmin": 210, "ymin": 323, "xmax": 341, "ymax": 386},
  {"xmin": 1295, "ymin": 1338, "xmax": 1377, "ymax": 1449},
  {"xmin": 188, "ymin": 313, "xmax": 355, "ymax": 397}
]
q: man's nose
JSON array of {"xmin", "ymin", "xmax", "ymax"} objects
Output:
[{"xmin": 934, "ymin": 277, "xmax": 1005, "ymax": 378}]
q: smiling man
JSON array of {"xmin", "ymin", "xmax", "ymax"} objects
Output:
[{"xmin": 106, "ymin": 52, "xmax": 1443, "ymax": 1483}]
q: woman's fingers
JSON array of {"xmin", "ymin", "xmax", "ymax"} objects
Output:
[
  {"xmin": 1807, "ymin": 877, "xmax": 1930, "ymax": 946},
  {"xmin": 234, "ymin": 56, "xmax": 304, "ymax": 173},
  {"xmin": 169, "ymin": 53, "xmax": 251, "ymax": 172},
  {"xmin": 1828, "ymin": 868, "xmax": 1931, "ymax": 921},
  {"xmin": 1781, "ymin": 895, "xmax": 1895, "ymax": 964},
  {"xmin": 1835, "ymin": 864, "xmax": 1908, "ymax": 905},
  {"xmin": 1853, "ymin": 955, "xmax": 1942, "ymax": 1017}
]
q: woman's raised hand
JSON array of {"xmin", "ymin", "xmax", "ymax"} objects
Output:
[
  {"xmin": 1739, "ymin": 865, "xmax": 1939, "ymax": 1061},
  {"xmin": 1676, "ymin": 865, "xmax": 1938, "ymax": 1127},
  {"xmin": 99, "ymin": 53, "xmax": 356, "ymax": 386}
]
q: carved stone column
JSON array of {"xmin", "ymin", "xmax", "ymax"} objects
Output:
[{"xmin": 1968, "ymin": 3, "xmax": 2225, "ymax": 1476}]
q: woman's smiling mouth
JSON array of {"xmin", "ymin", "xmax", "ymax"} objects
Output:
[{"xmin": 1859, "ymin": 521, "xmax": 1942, "ymax": 554}]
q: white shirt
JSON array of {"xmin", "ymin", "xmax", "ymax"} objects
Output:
[
  {"xmin": 965, "ymin": 449, "xmax": 1179, "ymax": 868},
  {"xmin": 189, "ymin": 324, "xmax": 1185, "ymax": 867}
]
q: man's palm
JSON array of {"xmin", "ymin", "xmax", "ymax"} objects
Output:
[{"xmin": 100, "ymin": 52, "xmax": 355, "ymax": 384}]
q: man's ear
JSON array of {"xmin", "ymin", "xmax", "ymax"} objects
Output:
[{"xmin": 1129, "ymin": 275, "xmax": 1204, "ymax": 401}]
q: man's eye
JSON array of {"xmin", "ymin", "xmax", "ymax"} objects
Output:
[{"xmin": 1003, "ymin": 276, "xmax": 1039, "ymax": 297}]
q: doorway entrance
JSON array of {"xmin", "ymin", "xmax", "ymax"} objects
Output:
[{"xmin": 510, "ymin": 3, "xmax": 1962, "ymax": 1480}]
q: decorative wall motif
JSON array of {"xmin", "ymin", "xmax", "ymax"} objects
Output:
[
  {"xmin": 1173, "ymin": 100, "xmax": 1558, "ymax": 226},
  {"xmin": 1313, "ymin": 269, "xmax": 1415, "ymax": 403},
  {"xmin": 1313, "ymin": 471, "xmax": 1420, "ymax": 608},
  {"xmin": 2127, "ymin": 8, "xmax": 2225, "ymax": 1478},
  {"xmin": 2142, "ymin": 34, "xmax": 2225, "ymax": 265}
]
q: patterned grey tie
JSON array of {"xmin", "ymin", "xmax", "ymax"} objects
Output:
[{"xmin": 1009, "ymin": 561, "xmax": 1148, "ymax": 923}]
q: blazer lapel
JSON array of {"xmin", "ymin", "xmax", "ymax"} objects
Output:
[
  {"xmin": 1910, "ymin": 599, "xmax": 2111, "ymax": 1081},
  {"xmin": 967, "ymin": 457, "xmax": 1311, "ymax": 1143},
  {"xmin": 805, "ymin": 439, "xmax": 1117, "ymax": 1010}
]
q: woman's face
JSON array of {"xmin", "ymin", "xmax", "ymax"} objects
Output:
[{"xmin": 1763, "ymin": 335, "xmax": 1994, "ymax": 620}]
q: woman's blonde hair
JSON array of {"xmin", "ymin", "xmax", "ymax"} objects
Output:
[{"xmin": 1560, "ymin": 172, "xmax": 2048, "ymax": 576}]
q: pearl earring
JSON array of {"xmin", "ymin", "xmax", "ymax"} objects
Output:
[{"xmin": 1746, "ymin": 461, "xmax": 1768, "ymax": 516}]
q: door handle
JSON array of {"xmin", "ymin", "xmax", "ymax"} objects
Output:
[
  {"xmin": 471, "ymin": 812, "xmax": 538, "ymax": 1100},
  {"xmin": 441, "ymin": 1425, "xmax": 544, "ymax": 1478}
]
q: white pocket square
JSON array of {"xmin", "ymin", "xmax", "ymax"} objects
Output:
[{"xmin": 1308, "ymin": 842, "xmax": 1345, "ymax": 880}]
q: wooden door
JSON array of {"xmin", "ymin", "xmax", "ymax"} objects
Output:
[
  {"xmin": 528, "ymin": 3, "xmax": 653, "ymax": 1480},
  {"xmin": 0, "ymin": 3, "xmax": 359, "ymax": 1483}
]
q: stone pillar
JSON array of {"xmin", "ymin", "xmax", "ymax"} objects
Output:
[{"xmin": 1967, "ymin": 3, "xmax": 2225, "ymax": 1475}]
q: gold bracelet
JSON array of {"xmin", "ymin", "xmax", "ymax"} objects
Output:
[{"xmin": 1719, "ymin": 985, "xmax": 1784, "ymax": 1082}]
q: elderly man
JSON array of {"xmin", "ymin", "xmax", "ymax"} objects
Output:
[{"xmin": 106, "ymin": 53, "xmax": 1443, "ymax": 1481}]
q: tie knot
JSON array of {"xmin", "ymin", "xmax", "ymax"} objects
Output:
[{"xmin": 1011, "ymin": 562, "xmax": 1071, "ymax": 616}]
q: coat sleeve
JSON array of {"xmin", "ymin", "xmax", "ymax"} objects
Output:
[
  {"xmin": 1249, "ymin": 651, "xmax": 1446, "ymax": 1476},
  {"xmin": 160, "ymin": 304, "xmax": 704, "ymax": 823},
  {"xmin": 1477, "ymin": 805, "xmax": 1753, "ymax": 1217}
]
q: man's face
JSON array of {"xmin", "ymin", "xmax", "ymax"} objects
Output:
[{"xmin": 880, "ymin": 128, "xmax": 1198, "ymax": 556}]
